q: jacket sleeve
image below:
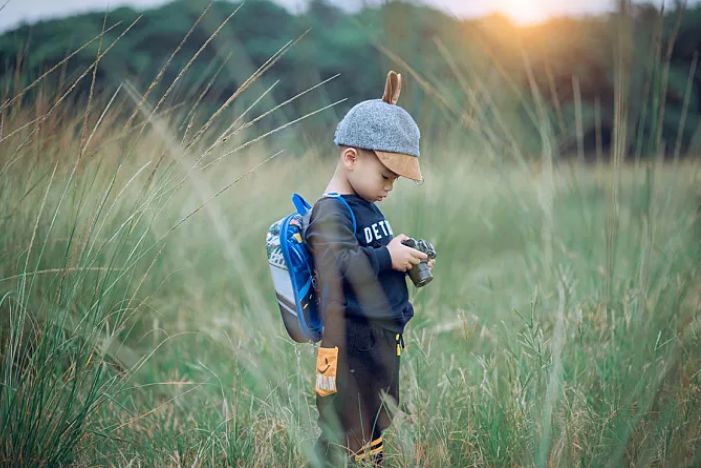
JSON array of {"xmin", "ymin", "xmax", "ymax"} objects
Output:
[
  {"xmin": 305, "ymin": 198, "xmax": 393, "ymax": 284},
  {"xmin": 305, "ymin": 198, "xmax": 393, "ymax": 347}
]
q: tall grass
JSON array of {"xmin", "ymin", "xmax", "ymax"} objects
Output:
[
  {"xmin": 1, "ymin": 3, "xmax": 700, "ymax": 467},
  {"xmin": 0, "ymin": 7, "xmax": 341, "ymax": 465}
]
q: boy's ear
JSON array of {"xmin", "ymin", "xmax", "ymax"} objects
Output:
[{"xmin": 341, "ymin": 147, "xmax": 359, "ymax": 170}]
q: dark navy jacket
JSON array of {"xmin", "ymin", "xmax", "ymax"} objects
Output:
[{"xmin": 304, "ymin": 194, "xmax": 413, "ymax": 339}]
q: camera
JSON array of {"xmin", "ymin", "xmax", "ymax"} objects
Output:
[{"xmin": 400, "ymin": 238, "xmax": 437, "ymax": 287}]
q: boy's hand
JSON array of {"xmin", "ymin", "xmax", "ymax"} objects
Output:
[{"xmin": 387, "ymin": 234, "xmax": 428, "ymax": 272}]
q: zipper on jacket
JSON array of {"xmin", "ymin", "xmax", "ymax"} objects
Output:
[{"xmin": 395, "ymin": 333, "xmax": 404, "ymax": 357}]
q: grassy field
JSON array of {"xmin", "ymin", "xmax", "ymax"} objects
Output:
[
  {"xmin": 0, "ymin": 14, "xmax": 700, "ymax": 463},
  {"xmin": 0, "ymin": 82, "xmax": 699, "ymax": 467}
]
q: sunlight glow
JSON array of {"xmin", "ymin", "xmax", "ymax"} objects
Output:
[{"xmin": 495, "ymin": 0, "xmax": 552, "ymax": 25}]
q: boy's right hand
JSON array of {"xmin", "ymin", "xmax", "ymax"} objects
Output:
[{"xmin": 387, "ymin": 234, "xmax": 428, "ymax": 272}]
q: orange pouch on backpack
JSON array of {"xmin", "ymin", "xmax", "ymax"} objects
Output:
[{"xmin": 315, "ymin": 346, "xmax": 338, "ymax": 397}]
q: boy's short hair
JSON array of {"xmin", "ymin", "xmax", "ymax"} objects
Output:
[
  {"xmin": 338, "ymin": 146, "xmax": 400, "ymax": 178},
  {"xmin": 333, "ymin": 72, "xmax": 422, "ymax": 182}
]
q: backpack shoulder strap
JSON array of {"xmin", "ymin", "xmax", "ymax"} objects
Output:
[
  {"xmin": 322, "ymin": 192, "xmax": 357, "ymax": 233},
  {"xmin": 292, "ymin": 193, "xmax": 312, "ymax": 216}
]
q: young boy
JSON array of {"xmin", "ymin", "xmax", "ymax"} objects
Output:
[{"xmin": 305, "ymin": 71, "xmax": 434, "ymax": 466}]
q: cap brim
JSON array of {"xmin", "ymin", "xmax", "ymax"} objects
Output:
[{"xmin": 374, "ymin": 150, "xmax": 422, "ymax": 182}]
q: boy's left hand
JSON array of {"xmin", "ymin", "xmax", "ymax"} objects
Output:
[{"xmin": 427, "ymin": 259, "xmax": 435, "ymax": 271}]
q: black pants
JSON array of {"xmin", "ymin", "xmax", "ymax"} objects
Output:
[{"xmin": 314, "ymin": 320, "xmax": 402, "ymax": 466}]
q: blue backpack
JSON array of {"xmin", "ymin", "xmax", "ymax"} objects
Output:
[{"xmin": 265, "ymin": 193, "xmax": 356, "ymax": 343}]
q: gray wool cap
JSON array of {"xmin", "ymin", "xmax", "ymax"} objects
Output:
[{"xmin": 333, "ymin": 99, "xmax": 421, "ymax": 157}]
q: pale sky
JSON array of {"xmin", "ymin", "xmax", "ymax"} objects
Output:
[{"xmin": 0, "ymin": 0, "xmax": 684, "ymax": 33}]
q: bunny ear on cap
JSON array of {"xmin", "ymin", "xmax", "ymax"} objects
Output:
[
  {"xmin": 382, "ymin": 70, "xmax": 401, "ymax": 104},
  {"xmin": 375, "ymin": 70, "xmax": 423, "ymax": 181}
]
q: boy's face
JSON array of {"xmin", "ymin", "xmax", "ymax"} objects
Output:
[{"xmin": 344, "ymin": 148, "xmax": 399, "ymax": 202}]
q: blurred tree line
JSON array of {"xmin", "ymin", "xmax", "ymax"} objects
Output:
[{"xmin": 0, "ymin": 0, "xmax": 699, "ymax": 159}]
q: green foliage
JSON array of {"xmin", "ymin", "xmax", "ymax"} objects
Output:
[
  {"xmin": 1, "ymin": 0, "xmax": 700, "ymax": 158},
  {"xmin": 0, "ymin": 2, "xmax": 700, "ymax": 465}
]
